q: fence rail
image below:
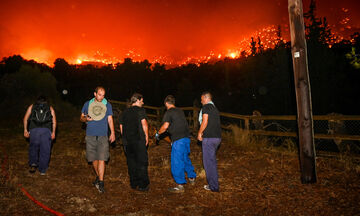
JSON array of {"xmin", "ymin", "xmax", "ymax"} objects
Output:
[{"xmin": 110, "ymin": 100, "xmax": 360, "ymax": 153}]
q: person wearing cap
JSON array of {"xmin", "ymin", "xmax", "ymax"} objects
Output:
[
  {"xmin": 80, "ymin": 86, "xmax": 115, "ymax": 193},
  {"xmin": 156, "ymin": 95, "xmax": 196, "ymax": 193},
  {"xmin": 197, "ymin": 91, "xmax": 221, "ymax": 192},
  {"xmin": 119, "ymin": 93, "xmax": 150, "ymax": 191}
]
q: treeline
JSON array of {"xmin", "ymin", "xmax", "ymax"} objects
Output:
[{"xmin": 0, "ymin": 0, "xmax": 359, "ymax": 120}]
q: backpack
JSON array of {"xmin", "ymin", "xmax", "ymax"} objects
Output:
[{"xmin": 29, "ymin": 103, "xmax": 52, "ymax": 126}]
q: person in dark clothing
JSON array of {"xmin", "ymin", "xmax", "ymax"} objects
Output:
[
  {"xmin": 197, "ymin": 92, "xmax": 221, "ymax": 192},
  {"xmin": 119, "ymin": 93, "xmax": 150, "ymax": 191},
  {"xmin": 23, "ymin": 95, "xmax": 57, "ymax": 175},
  {"xmin": 157, "ymin": 95, "xmax": 196, "ymax": 193}
]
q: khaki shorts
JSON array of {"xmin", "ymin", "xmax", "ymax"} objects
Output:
[{"xmin": 85, "ymin": 136, "xmax": 109, "ymax": 162}]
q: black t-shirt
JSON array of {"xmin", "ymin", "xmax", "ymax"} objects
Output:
[
  {"xmin": 202, "ymin": 103, "xmax": 221, "ymax": 138},
  {"xmin": 162, "ymin": 107, "xmax": 190, "ymax": 141},
  {"xmin": 119, "ymin": 106, "xmax": 147, "ymax": 143}
]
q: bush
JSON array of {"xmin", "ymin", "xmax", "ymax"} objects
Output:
[{"xmin": 0, "ymin": 64, "xmax": 77, "ymax": 123}]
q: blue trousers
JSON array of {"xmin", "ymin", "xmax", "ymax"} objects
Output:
[
  {"xmin": 171, "ymin": 137, "xmax": 196, "ymax": 184},
  {"xmin": 29, "ymin": 128, "xmax": 52, "ymax": 173},
  {"xmin": 202, "ymin": 138, "xmax": 221, "ymax": 191}
]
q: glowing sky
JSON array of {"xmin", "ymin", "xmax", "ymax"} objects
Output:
[{"xmin": 0, "ymin": 0, "xmax": 359, "ymax": 65}]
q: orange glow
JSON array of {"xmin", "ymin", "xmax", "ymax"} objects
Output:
[{"xmin": 0, "ymin": 1, "xmax": 359, "ymax": 66}]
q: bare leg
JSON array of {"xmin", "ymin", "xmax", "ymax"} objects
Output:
[
  {"xmin": 93, "ymin": 160, "xmax": 99, "ymax": 176},
  {"xmin": 98, "ymin": 160, "xmax": 105, "ymax": 181}
]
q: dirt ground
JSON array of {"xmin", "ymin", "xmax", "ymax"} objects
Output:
[{"xmin": 1, "ymin": 120, "xmax": 360, "ymax": 216}]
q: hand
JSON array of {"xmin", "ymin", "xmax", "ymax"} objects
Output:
[
  {"xmin": 145, "ymin": 136, "xmax": 149, "ymax": 146},
  {"xmin": 24, "ymin": 130, "xmax": 30, "ymax": 138},
  {"xmin": 86, "ymin": 115, "xmax": 93, "ymax": 121},
  {"xmin": 109, "ymin": 133, "xmax": 115, "ymax": 143},
  {"xmin": 197, "ymin": 132, "xmax": 203, "ymax": 141},
  {"xmin": 51, "ymin": 132, "xmax": 56, "ymax": 140},
  {"xmin": 155, "ymin": 132, "xmax": 160, "ymax": 141}
]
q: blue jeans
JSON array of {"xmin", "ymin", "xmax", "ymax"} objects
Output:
[
  {"xmin": 202, "ymin": 138, "xmax": 221, "ymax": 191},
  {"xmin": 171, "ymin": 137, "xmax": 196, "ymax": 184},
  {"xmin": 29, "ymin": 128, "xmax": 52, "ymax": 173}
]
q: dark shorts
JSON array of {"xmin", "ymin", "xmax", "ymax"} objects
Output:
[{"xmin": 85, "ymin": 136, "xmax": 109, "ymax": 162}]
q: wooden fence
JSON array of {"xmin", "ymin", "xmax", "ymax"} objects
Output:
[{"xmin": 110, "ymin": 100, "xmax": 360, "ymax": 142}]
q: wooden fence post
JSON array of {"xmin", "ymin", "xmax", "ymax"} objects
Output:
[
  {"xmin": 244, "ymin": 117, "xmax": 249, "ymax": 130},
  {"xmin": 193, "ymin": 107, "xmax": 199, "ymax": 131},
  {"xmin": 156, "ymin": 108, "xmax": 161, "ymax": 123},
  {"xmin": 288, "ymin": 0, "xmax": 317, "ymax": 183}
]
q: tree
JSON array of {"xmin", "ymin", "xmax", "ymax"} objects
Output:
[
  {"xmin": 250, "ymin": 37, "xmax": 257, "ymax": 56},
  {"xmin": 303, "ymin": 0, "xmax": 333, "ymax": 45}
]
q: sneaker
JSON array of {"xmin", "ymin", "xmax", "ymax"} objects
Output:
[
  {"xmin": 204, "ymin": 185, "xmax": 211, "ymax": 191},
  {"xmin": 40, "ymin": 172, "xmax": 46, "ymax": 176},
  {"xmin": 98, "ymin": 181, "xmax": 105, "ymax": 193},
  {"xmin": 168, "ymin": 184, "xmax": 184, "ymax": 193},
  {"xmin": 93, "ymin": 176, "xmax": 100, "ymax": 189},
  {"xmin": 29, "ymin": 166, "xmax": 36, "ymax": 174},
  {"xmin": 189, "ymin": 178, "xmax": 196, "ymax": 185},
  {"xmin": 204, "ymin": 184, "xmax": 219, "ymax": 192}
]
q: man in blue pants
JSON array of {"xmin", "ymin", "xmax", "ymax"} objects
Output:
[
  {"xmin": 157, "ymin": 95, "xmax": 196, "ymax": 193},
  {"xmin": 197, "ymin": 92, "xmax": 221, "ymax": 192},
  {"xmin": 23, "ymin": 96, "xmax": 57, "ymax": 175}
]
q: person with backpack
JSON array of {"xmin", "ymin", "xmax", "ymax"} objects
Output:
[
  {"xmin": 80, "ymin": 86, "xmax": 115, "ymax": 193},
  {"xmin": 119, "ymin": 93, "xmax": 150, "ymax": 191},
  {"xmin": 23, "ymin": 95, "xmax": 56, "ymax": 175}
]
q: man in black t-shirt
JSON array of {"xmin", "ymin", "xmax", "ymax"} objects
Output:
[
  {"xmin": 197, "ymin": 92, "xmax": 221, "ymax": 192},
  {"xmin": 157, "ymin": 95, "xmax": 196, "ymax": 193},
  {"xmin": 119, "ymin": 93, "xmax": 150, "ymax": 191}
]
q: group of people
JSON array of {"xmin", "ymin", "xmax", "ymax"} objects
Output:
[{"xmin": 23, "ymin": 86, "xmax": 222, "ymax": 194}]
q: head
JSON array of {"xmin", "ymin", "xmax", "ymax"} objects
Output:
[
  {"xmin": 35, "ymin": 95, "xmax": 47, "ymax": 104},
  {"xmin": 201, "ymin": 91, "xmax": 212, "ymax": 105},
  {"xmin": 94, "ymin": 86, "xmax": 106, "ymax": 102},
  {"xmin": 130, "ymin": 93, "xmax": 144, "ymax": 107},
  {"xmin": 164, "ymin": 95, "xmax": 175, "ymax": 109}
]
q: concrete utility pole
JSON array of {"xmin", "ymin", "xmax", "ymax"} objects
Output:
[{"xmin": 288, "ymin": 0, "xmax": 317, "ymax": 183}]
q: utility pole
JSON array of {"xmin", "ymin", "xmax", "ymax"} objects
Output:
[{"xmin": 288, "ymin": 0, "xmax": 317, "ymax": 183}]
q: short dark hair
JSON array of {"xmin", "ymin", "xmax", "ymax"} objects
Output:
[
  {"xmin": 36, "ymin": 95, "xmax": 47, "ymax": 104},
  {"xmin": 164, "ymin": 95, "xmax": 175, "ymax": 105},
  {"xmin": 201, "ymin": 91, "xmax": 212, "ymax": 99},
  {"xmin": 130, "ymin": 93, "xmax": 143, "ymax": 104},
  {"xmin": 95, "ymin": 86, "xmax": 105, "ymax": 93}
]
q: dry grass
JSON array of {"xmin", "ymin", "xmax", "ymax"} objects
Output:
[{"xmin": 2, "ymin": 121, "xmax": 360, "ymax": 215}]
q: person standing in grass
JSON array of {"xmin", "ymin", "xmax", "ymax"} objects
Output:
[
  {"xmin": 23, "ymin": 95, "xmax": 56, "ymax": 175},
  {"xmin": 197, "ymin": 91, "xmax": 221, "ymax": 192},
  {"xmin": 119, "ymin": 93, "xmax": 150, "ymax": 191},
  {"xmin": 156, "ymin": 95, "xmax": 196, "ymax": 193},
  {"xmin": 80, "ymin": 86, "xmax": 115, "ymax": 193}
]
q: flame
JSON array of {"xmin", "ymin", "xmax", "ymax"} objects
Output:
[
  {"xmin": 19, "ymin": 25, "xmax": 291, "ymax": 67},
  {"xmin": 229, "ymin": 53, "xmax": 237, "ymax": 59}
]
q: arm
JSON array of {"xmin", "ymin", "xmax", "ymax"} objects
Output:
[
  {"xmin": 23, "ymin": 105, "xmax": 33, "ymax": 138},
  {"xmin": 157, "ymin": 122, "xmax": 170, "ymax": 135},
  {"xmin": 50, "ymin": 106, "xmax": 57, "ymax": 140},
  {"xmin": 120, "ymin": 124, "xmax": 123, "ymax": 135},
  {"xmin": 197, "ymin": 114, "xmax": 208, "ymax": 141},
  {"xmin": 141, "ymin": 119, "xmax": 149, "ymax": 146},
  {"xmin": 107, "ymin": 115, "xmax": 115, "ymax": 143}
]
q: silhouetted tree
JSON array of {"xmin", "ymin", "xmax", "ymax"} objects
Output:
[{"xmin": 250, "ymin": 37, "xmax": 257, "ymax": 56}]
